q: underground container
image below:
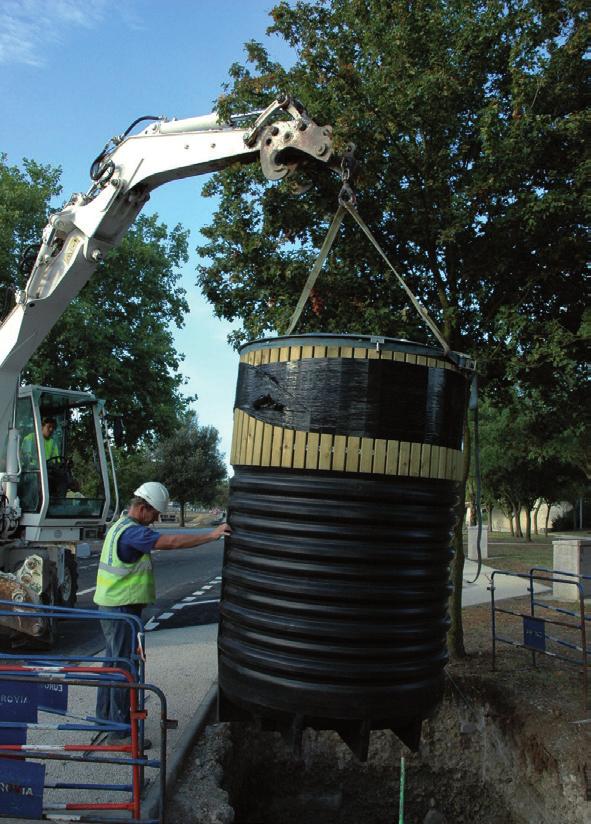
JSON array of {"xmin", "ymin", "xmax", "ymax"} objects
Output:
[{"xmin": 218, "ymin": 333, "xmax": 474, "ymax": 759}]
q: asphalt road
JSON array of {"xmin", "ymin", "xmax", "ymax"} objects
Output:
[{"xmin": 54, "ymin": 528, "xmax": 225, "ymax": 657}]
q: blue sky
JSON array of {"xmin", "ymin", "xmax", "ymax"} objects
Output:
[{"xmin": 0, "ymin": 0, "xmax": 296, "ymax": 472}]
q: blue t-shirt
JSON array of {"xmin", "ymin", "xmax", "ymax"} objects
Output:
[{"xmin": 117, "ymin": 524, "xmax": 160, "ymax": 564}]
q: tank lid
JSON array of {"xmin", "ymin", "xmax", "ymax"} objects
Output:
[{"xmin": 239, "ymin": 333, "xmax": 476, "ymax": 372}]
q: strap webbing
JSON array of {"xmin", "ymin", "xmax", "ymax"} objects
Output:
[
  {"xmin": 341, "ymin": 201, "xmax": 450, "ymax": 355},
  {"xmin": 285, "ymin": 193, "xmax": 451, "ymax": 357},
  {"xmin": 285, "ymin": 205, "xmax": 346, "ymax": 335}
]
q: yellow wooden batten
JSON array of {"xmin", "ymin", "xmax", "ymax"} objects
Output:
[
  {"xmin": 231, "ymin": 408, "xmax": 463, "ymax": 481},
  {"xmin": 239, "ymin": 343, "xmax": 462, "ymax": 372}
]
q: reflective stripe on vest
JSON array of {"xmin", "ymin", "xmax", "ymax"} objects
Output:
[{"xmin": 94, "ymin": 516, "xmax": 156, "ymax": 606}]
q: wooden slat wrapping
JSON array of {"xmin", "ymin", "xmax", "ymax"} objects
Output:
[
  {"xmin": 373, "ymin": 439, "xmax": 387, "ymax": 474},
  {"xmin": 293, "ymin": 431, "xmax": 307, "ymax": 469},
  {"xmin": 409, "ymin": 442, "xmax": 422, "ymax": 477},
  {"xmin": 346, "ymin": 437, "xmax": 360, "ymax": 472},
  {"xmin": 244, "ymin": 413, "xmax": 256, "ymax": 465},
  {"xmin": 332, "ymin": 435, "xmax": 347, "ymax": 471},
  {"xmin": 270, "ymin": 426, "xmax": 283, "ymax": 467},
  {"xmin": 261, "ymin": 422, "xmax": 273, "ymax": 466},
  {"xmin": 420, "ymin": 444, "xmax": 432, "ymax": 478},
  {"xmin": 319, "ymin": 433, "xmax": 333, "ymax": 470},
  {"xmin": 386, "ymin": 440, "xmax": 400, "ymax": 475},
  {"xmin": 252, "ymin": 418, "xmax": 264, "ymax": 466},
  {"xmin": 281, "ymin": 428, "xmax": 295, "ymax": 469},
  {"xmin": 398, "ymin": 441, "xmax": 411, "ymax": 476},
  {"xmin": 230, "ymin": 409, "xmax": 240, "ymax": 464},
  {"xmin": 359, "ymin": 438, "xmax": 374, "ymax": 473},
  {"xmin": 306, "ymin": 432, "xmax": 320, "ymax": 470},
  {"xmin": 232, "ymin": 412, "xmax": 464, "ymax": 481},
  {"xmin": 239, "ymin": 344, "xmax": 461, "ymax": 373}
]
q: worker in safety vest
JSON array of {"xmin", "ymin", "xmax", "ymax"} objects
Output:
[
  {"xmin": 21, "ymin": 416, "xmax": 60, "ymax": 467},
  {"xmin": 94, "ymin": 481, "xmax": 231, "ymax": 747}
]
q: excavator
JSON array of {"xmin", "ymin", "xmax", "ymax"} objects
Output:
[{"xmin": 0, "ymin": 95, "xmax": 341, "ymax": 643}]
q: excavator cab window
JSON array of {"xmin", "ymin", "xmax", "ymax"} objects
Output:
[
  {"xmin": 17, "ymin": 396, "xmax": 42, "ymax": 513},
  {"xmin": 18, "ymin": 391, "xmax": 107, "ymax": 518}
]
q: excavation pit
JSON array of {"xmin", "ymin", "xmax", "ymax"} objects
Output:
[{"xmin": 166, "ymin": 660, "xmax": 589, "ymax": 824}]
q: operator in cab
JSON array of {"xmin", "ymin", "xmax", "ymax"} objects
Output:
[
  {"xmin": 94, "ymin": 481, "xmax": 231, "ymax": 747},
  {"xmin": 21, "ymin": 416, "xmax": 59, "ymax": 466}
]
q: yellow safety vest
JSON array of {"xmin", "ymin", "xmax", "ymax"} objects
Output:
[
  {"xmin": 94, "ymin": 517, "xmax": 156, "ymax": 606},
  {"xmin": 22, "ymin": 433, "xmax": 59, "ymax": 464}
]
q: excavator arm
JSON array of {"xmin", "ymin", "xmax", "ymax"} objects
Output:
[{"xmin": 0, "ymin": 95, "xmax": 338, "ymax": 527}]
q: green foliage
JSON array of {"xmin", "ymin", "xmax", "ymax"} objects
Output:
[
  {"xmin": 25, "ymin": 213, "xmax": 193, "ymax": 447},
  {"xmin": 0, "ymin": 155, "xmax": 194, "ymax": 448},
  {"xmin": 113, "ymin": 447, "xmax": 160, "ymax": 508},
  {"xmin": 199, "ymin": 2, "xmax": 589, "ymax": 652},
  {"xmin": 477, "ymin": 396, "xmax": 587, "ymax": 518},
  {"xmin": 199, "ymin": 0, "xmax": 588, "ymax": 385},
  {"xmin": 0, "ymin": 154, "xmax": 62, "ymax": 313},
  {"xmin": 154, "ymin": 412, "xmax": 227, "ymax": 525}
]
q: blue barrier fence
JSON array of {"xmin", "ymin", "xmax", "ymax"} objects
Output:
[
  {"xmin": 0, "ymin": 600, "xmax": 175, "ymax": 821},
  {"xmin": 489, "ymin": 567, "xmax": 590, "ymax": 709}
]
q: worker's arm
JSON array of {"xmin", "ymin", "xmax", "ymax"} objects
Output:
[{"xmin": 153, "ymin": 523, "xmax": 231, "ymax": 551}]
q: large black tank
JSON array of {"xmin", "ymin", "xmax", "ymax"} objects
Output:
[{"xmin": 218, "ymin": 333, "xmax": 474, "ymax": 759}]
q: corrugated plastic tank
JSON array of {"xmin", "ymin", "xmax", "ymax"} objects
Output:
[{"xmin": 218, "ymin": 333, "xmax": 474, "ymax": 759}]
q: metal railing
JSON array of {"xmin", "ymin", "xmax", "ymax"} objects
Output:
[
  {"xmin": 489, "ymin": 567, "xmax": 590, "ymax": 708},
  {"xmin": 0, "ymin": 601, "xmax": 176, "ymax": 821}
]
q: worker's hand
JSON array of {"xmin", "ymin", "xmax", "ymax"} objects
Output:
[{"xmin": 211, "ymin": 523, "xmax": 231, "ymax": 540}]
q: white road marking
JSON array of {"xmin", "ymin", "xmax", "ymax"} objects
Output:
[
  {"xmin": 157, "ymin": 612, "xmax": 174, "ymax": 620},
  {"xmin": 192, "ymin": 590, "xmax": 204, "ymax": 596},
  {"xmin": 202, "ymin": 585, "xmax": 213, "ymax": 590},
  {"xmin": 144, "ymin": 618, "xmax": 159, "ymax": 631},
  {"xmin": 76, "ymin": 587, "xmax": 96, "ymax": 596},
  {"xmin": 172, "ymin": 598, "xmax": 220, "ymax": 610},
  {"xmin": 182, "ymin": 596, "xmax": 197, "ymax": 602}
]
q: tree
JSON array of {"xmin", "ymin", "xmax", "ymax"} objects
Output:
[
  {"xmin": 0, "ymin": 154, "xmax": 62, "ymax": 315},
  {"xmin": 0, "ymin": 155, "xmax": 194, "ymax": 448},
  {"xmin": 112, "ymin": 447, "xmax": 160, "ymax": 508},
  {"xmin": 155, "ymin": 413, "xmax": 227, "ymax": 526},
  {"xmin": 478, "ymin": 397, "xmax": 588, "ymax": 540},
  {"xmin": 25, "ymin": 213, "xmax": 193, "ymax": 447},
  {"xmin": 197, "ymin": 0, "xmax": 589, "ymax": 656}
]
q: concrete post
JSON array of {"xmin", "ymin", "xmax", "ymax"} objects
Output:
[
  {"xmin": 552, "ymin": 539, "xmax": 591, "ymax": 600},
  {"xmin": 467, "ymin": 526, "xmax": 488, "ymax": 561}
]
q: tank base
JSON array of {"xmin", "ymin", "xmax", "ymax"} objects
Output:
[{"xmin": 218, "ymin": 686, "xmax": 423, "ymax": 761}]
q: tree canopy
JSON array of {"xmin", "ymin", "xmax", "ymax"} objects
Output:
[
  {"xmin": 0, "ymin": 155, "xmax": 193, "ymax": 448},
  {"xmin": 155, "ymin": 412, "xmax": 227, "ymax": 526},
  {"xmin": 198, "ymin": 0, "xmax": 588, "ymax": 389},
  {"xmin": 196, "ymin": 0, "xmax": 589, "ymax": 654}
]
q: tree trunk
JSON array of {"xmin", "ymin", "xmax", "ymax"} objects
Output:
[
  {"xmin": 533, "ymin": 501, "xmax": 542, "ymax": 535},
  {"xmin": 512, "ymin": 502, "xmax": 523, "ymax": 538},
  {"xmin": 487, "ymin": 503, "xmax": 493, "ymax": 532},
  {"xmin": 525, "ymin": 507, "xmax": 532, "ymax": 542},
  {"xmin": 180, "ymin": 501, "xmax": 186, "ymax": 527},
  {"xmin": 544, "ymin": 502, "xmax": 551, "ymax": 535},
  {"xmin": 448, "ymin": 419, "xmax": 470, "ymax": 659}
]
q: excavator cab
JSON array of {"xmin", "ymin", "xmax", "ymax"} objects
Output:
[{"xmin": 15, "ymin": 386, "xmax": 117, "ymax": 542}]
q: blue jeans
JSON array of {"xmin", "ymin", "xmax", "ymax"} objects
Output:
[{"xmin": 95, "ymin": 605, "xmax": 143, "ymax": 734}]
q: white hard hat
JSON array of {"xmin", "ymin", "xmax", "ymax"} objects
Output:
[{"xmin": 134, "ymin": 482, "xmax": 170, "ymax": 514}]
